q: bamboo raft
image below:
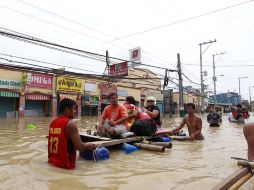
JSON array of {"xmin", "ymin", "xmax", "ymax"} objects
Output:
[
  {"xmin": 80, "ymin": 133, "xmax": 169, "ymax": 152},
  {"xmin": 212, "ymin": 160, "xmax": 254, "ymax": 190}
]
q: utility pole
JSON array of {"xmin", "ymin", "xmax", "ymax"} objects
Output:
[
  {"xmin": 249, "ymin": 86, "xmax": 254, "ymax": 111},
  {"xmin": 199, "ymin": 39, "xmax": 216, "ymax": 113},
  {"xmin": 238, "ymin": 76, "xmax": 248, "ymax": 103},
  {"xmin": 105, "ymin": 50, "xmax": 111, "ymax": 87},
  {"xmin": 177, "ymin": 53, "xmax": 184, "ymax": 117},
  {"xmin": 212, "ymin": 52, "xmax": 226, "ymax": 105}
]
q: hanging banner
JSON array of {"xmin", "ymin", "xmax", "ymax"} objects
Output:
[
  {"xmin": 22, "ymin": 73, "xmax": 52, "ymax": 89},
  {"xmin": 56, "ymin": 77, "xmax": 82, "ymax": 94},
  {"xmin": 109, "ymin": 62, "xmax": 128, "ymax": 76}
]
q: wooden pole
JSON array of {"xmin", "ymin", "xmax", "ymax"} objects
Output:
[
  {"xmin": 228, "ymin": 172, "xmax": 253, "ymax": 190},
  {"xmin": 237, "ymin": 160, "xmax": 254, "ymax": 168},
  {"xmin": 212, "ymin": 168, "xmax": 250, "ymax": 190},
  {"xmin": 171, "ymin": 136, "xmax": 194, "ymax": 141},
  {"xmin": 149, "ymin": 142, "xmax": 172, "ymax": 149},
  {"xmin": 133, "ymin": 143, "xmax": 165, "ymax": 152}
]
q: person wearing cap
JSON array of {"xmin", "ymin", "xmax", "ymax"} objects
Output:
[{"xmin": 143, "ymin": 96, "xmax": 161, "ymax": 126}]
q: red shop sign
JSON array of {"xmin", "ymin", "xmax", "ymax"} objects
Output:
[
  {"xmin": 28, "ymin": 73, "xmax": 52, "ymax": 89},
  {"xmin": 109, "ymin": 62, "xmax": 128, "ymax": 76}
]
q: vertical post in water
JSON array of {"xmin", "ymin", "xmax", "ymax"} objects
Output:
[
  {"xmin": 212, "ymin": 54, "xmax": 217, "ymax": 105},
  {"xmin": 177, "ymin": 53, "xmax": 184, "ymax": 117},
  {"xmin": 199, "ymin": 44, "xmax": 204, "ymax": 113}
]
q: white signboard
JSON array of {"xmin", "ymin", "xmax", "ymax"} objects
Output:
[
  {"xmin": 85, "ymin": 83, "xmax": 97, "ymax": 92},
  {"xmin": 0, "ymin": 79, "xmax": 21, "ymax": 89},
  {"xmin": 129, "ymin": 47, "xmax": 141, "ymax": 62}
]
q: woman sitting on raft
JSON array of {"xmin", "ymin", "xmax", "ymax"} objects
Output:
[{"xmin": 124, "ymin": 96, "xmax": 162, "ymax": 136}]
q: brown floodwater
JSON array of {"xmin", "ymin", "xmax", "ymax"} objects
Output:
[{"xmin": 0, "ymin": 114, "xmax": 254, "ymax": 190}]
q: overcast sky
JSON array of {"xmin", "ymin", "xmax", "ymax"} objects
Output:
[{"xmin": 0, "ymin": 0, "xmax": 254, "ymax": 99}]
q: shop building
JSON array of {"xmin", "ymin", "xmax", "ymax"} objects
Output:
[
  {"xmin": 21, "ymin": 72, "xmax": 53, "ymax": 117},
  {"xmin": 56, "ymin": 76, "xmax": 83, "ymax": 117},
  {"xmin": 82, "ymin": 82, "xmax": 99, "ymax": 116}
]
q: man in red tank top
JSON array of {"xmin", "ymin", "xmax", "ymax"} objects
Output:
[{"xmin": 48, "ymin": 98, "xmax": 96, "ymax": 169}]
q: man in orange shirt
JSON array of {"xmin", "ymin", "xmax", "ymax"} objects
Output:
[{"xmin": 98, "ymin": 93, "xmax": 129, "ymax": 137}]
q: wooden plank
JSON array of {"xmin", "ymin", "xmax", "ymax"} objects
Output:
[
  {"xmin": 212, "ymin": 168, "xmax": 250, "ymax": 190},
  {"xmin": 80, "ymin": 133, "xmax": 111, "ymax": 142},
  {"xmin": 89, "ymin": 137, "xmax": 144, "ymax": 147}
]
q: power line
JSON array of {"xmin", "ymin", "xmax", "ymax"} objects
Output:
[
  {"xmin": 0, "ymin": 56, "xmax": 164, "ymax": 85},
  {"xmin": 0, "ymin": 52, "xmax": 103, "ymax": 75},
  {"xmin": 112, "ymin": 0, "xmax": 254, "ymax": 41},
  {"xmin": 0, "ymin": 29, "xmax": 107, "ymax": 62},
  {"xmin": 3, "ymin": 2, "xmax": 176, "ymax": 66},
  {"xmin": 182, "ymin": 73, "xmax": 201, "ymax": 85},
  {"xmin": 16, "ymin": 0, "xmax": 117, "ymax": 40},
  {"xmin": 0, "ymin": 28, "xmax": 178, "ymax": 71},
  {"xmin": 184, "ymin": 63, "xmax": 254, "ymax": 67},
  {"xmin": 0, "ymin": 5, "xmax": 111, "ymax": 44}
]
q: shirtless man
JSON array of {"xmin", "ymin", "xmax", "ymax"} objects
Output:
[
  {"xmin": 243, "ymin": 123, "xmax": 254, "ymax": 160},
  {"xmin": 170, "ymin": 103, "xmax": 204, "ymax": 140}
]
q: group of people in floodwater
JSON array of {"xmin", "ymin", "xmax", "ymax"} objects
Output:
[{"xmin": 47, "ymin": 93, "xmax": 253, "ymax": 170}]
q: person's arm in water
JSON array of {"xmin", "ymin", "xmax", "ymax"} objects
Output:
[
  {"xmin": 171, "ymin": 117, "xmax": 186, "ymax": 133},
  {"xmin": 66, "ymin": 120, "xmax": 96, "ymax": 151},
  {"xmin": 190, "ymin": 118, "xmax": 202, "ymax": 138}
]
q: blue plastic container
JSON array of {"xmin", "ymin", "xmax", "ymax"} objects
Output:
[
  {"xmin": 120, "ymin": 143, "xmax": 139, "ymax": 154},
  {"xmin": 158, "ymin": 137, "xmax": 171, "ymax": 142},
  {"xmin": 80, "ymin": 147, "xmax": 110, "ymax": 161}
]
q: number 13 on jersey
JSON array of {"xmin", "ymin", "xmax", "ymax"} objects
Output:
[{"xmin": 49, "ymin": 137, "xmax": 59, "ymax": 154}]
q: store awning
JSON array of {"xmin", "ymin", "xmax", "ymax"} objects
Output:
[
  {"xmin": 0, "ymin": 90, "xmax": 19, "ymax": 97},
  {"xmin": 25, "ymin": 94, "xmax": 51, "ymax": 100},
  {"xmin": 59, "ymin": 94, "xmax": 77, "ymax": 101}
]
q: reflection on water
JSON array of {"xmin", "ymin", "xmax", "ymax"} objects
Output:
[{"xmin": 0, "ymin": 115, "xmax": 253, "ymax": 190}]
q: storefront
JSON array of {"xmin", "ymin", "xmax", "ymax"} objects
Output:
[
  {"xmin": 0, "ymin": 79, "xmax": 21, "ymax": 117},
  {"xmin": 82, "ymin": 82, "xmax": 99, "ymax": 116},
  {"xmin": 56, "ymin": 76, "xmax": 82, "ymax": 116},
  {"xmin": 22, "ymin": 72, "xmax": 53, "ymax": 117},
  {"xmin": 99, "ymin": 83, "xmax": 117, "ymax": 113},
  {"xmin": 117, "ymin": 87, "xmax": 140, "ymax": 106}
]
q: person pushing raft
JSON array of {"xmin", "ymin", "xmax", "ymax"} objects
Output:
[
  {"xmin": 169, "ymin": 103, "xmax": 204, "ymax": 140},
  {"xmin": 48, "ymin": 98, "xmax": 96, "ymax": 169}
]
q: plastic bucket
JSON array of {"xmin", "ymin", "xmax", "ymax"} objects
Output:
[
  {"xmin": 158, "ymin": 137, "xmax": 171, "ymax": 142},
  {"xmin": 80, "ymin": 147, "xmax": 110, "ymax": 161}
]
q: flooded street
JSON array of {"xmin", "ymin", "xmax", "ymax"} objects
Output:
[{"xmin": 0, "ymin": 115, "xmax": 254, "ymax": 190}]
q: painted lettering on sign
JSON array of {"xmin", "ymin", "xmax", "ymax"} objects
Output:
[
  {"xmin": 0, "ymin": 79, "xmax": 21, "ymax": 89},
  {"xmin": 56, "ymin": 77, "xmax": 82, "ymax": 94}
]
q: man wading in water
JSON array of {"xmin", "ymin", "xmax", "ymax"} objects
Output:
[
  {"xmin": 48, "ymin": 98, "xmax": 96, "ymax": 169},
  {"xmin": 169, "ymin": 103, "xmax": 204, "ymax": 140}
]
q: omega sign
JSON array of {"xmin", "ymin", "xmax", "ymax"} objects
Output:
[{"xmin": 27, "ymin": 73, "xmax": 52, "ymax": 89}]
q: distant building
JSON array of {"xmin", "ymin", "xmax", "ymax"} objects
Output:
[{"xmin": 209, "ymin": 92, "xmax": 240, "ymax": 105}]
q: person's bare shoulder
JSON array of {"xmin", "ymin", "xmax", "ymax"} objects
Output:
[
  {"xmin": 183, "ymin": 115, "xmax": 188, "ymax": 121},
  {"xmin": 244, "ymin": 123, "xmax": 254, "ymax": 132}
]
